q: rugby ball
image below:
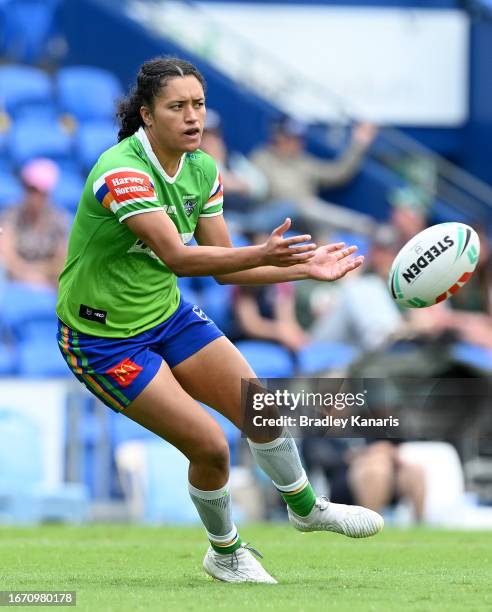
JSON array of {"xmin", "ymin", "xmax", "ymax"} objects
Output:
[{"xmin": 388, "ymin": 223, "xmax": 480, "ymax": 308}]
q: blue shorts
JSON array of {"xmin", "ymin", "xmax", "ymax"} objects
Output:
[{"xmin": 57, "ymin": 298, "xmax": 223, "ymax": 413}]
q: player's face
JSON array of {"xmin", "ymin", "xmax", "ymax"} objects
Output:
[{"xmin": 146, "ymin": 75, "xmax": 206, "ymax": 154}]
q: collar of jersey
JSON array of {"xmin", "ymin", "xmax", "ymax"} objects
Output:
[{"xmin": 135, "ymin": 127, "xmax": 185, "ymax": 184}]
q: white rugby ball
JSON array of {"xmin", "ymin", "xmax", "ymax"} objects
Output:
[{"xmin": 388, "ymin": 222, "xmax": 480, "ymax": 308}]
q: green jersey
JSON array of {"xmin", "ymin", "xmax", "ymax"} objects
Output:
[{"xmin": 56, "ymin": 127, "xmax": 223, "ymax": 337}]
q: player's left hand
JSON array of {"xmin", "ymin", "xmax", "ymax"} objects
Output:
[{"xmin": 302, "ymin": 242, "xmax": 364, "ymax": 281}]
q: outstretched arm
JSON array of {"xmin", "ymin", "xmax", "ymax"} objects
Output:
[
  {"xmin": 125, "ymin": 210, "xmax": 315, "ymax": 277},
  {"xmin": 195, "ymin": 215, "xmax": 364, "ymax": 284}
]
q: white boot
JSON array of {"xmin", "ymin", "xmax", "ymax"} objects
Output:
[
  {"xmin": 203, "ymin": 543, "xmax": 277, "ymax": 584},
  {"xmin": 288, "ymin": 496, "xmax": 384, "ymax": 538}
]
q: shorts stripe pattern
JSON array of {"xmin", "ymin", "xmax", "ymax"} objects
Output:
[{"xmin": 59, "ymin": 324, "xmax": 129, "ymax": 412}]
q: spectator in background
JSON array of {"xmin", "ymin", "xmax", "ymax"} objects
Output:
[
  {"xmin": 0, "ymin": 158, "xmax": 67, "ymax": 288},
  {"xmin": 441, "ymin": 228, "xmax": 492, "ymax": 349},
  {"xmin": 249, "ymin": 117, "xmax": 378, "ymax": 235},
  {"xmin": 230, "ymin": 230, "xmax": 309, "ymax": 356},
  {"xmin": 200, "ymin": 109, "xmax": 268, "ymax": 217},
  {"xmin": 388, "ymin": 185, "xmax": 428, "ymax": 247},
  {"xmin": 302, "ymin": 438, "xmax": 426, "ymax": 523},
  {"xmin": 451, "ymin": 227, "xmax": 491, "ymax": 315},
  {"xmin": 309, "ymin": 226, "xmax": 404, "ymax": 351}
]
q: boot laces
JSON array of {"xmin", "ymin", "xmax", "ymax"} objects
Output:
[
  {"xmin": 315, "ymin": 496, "xmax": 329, "ymax": 511},
  {"xmin": 228, "ymin": 543, "xmax": 264, "ymax": 571}
]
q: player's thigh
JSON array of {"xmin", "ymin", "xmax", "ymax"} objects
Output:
[
  {"xmin": 124, "ymin": 360, "xmax": 228, "ymax": 463},
  {"xmin": 171, "ymin": 336, "xmax": 256, "ymax": 429}
]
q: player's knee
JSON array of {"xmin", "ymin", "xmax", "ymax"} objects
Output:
[{"xmin": 192, "ymin": 434, "xmax": 230, "ymax": 473}]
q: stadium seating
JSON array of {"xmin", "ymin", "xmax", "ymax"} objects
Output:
[
  {"xmin": 116, "ymin": 440, "xmax": 200, "ymax": 524},
  {"xmin": 76, "ymin": 120, "xmax": 118, "ymax": 171},
  {"xmin": 0, "ymin": 0, "xmax": 62, "ymax": 64},
  {"xmin": 197, "ymin": 283, "xmax": 234, "ymax": 335},
  {"xmin": 0, "ymin": 170, "xmax": 22, "ymax": 210},
  {"xmin": 110, "ymin": 409, "xmax": 155, "ymax": 449},
  {"xmin": 52, "ymin": 169, "xmax": 85, "ymax": 214},
  {"xmin": 56, "ymin": 66, "xmax": 123, "ymax": 123},
  {"xmin": 177, "ymin": 276, "xmax": 199, "ymax": 304},
  {"xmin": 452, "ymin": 342, "xmax": 492, "ymax": 372},
  {"xmin": 0, "ymin": 407, "xmax": 89, "ymax": 523},
  {"xmin": 235, "ymin": 340, "xmax": 296, "ymax": 378},
  {"xmin": 0, "ymin": 65, "xmax": 53, "ymax": 119},
  {"xmin": 8, "ymin": 117, "xmax": 73, "ymax": 168},
  {"xmin": 1, "ymin": 282, "xmax": 68, "ymax": 377},
  {"xmin": 0, "ymin": 343, "xmax": 15, "ymax": 375},
  {"xmin": 297, "ymin": 341, "xmax": 360, "ymax": 375}
]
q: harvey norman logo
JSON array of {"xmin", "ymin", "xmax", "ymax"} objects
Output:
[{"xmin": 111, "ymin": 175, "xmax": 148, "ymax": 195}]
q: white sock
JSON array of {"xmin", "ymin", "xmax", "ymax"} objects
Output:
[
  {"xmin": 188, "ymin": 482, "xmax": 240, "ymax": 551},
  {"xmin": 247, "ymin": 430, "xmax": 306, "ymax": 488}
]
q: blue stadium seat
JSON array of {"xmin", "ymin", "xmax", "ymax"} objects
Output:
[
  {"xmin": 0, "ymin": 408, "xmax": 89, "ymax": 524},
  {"xmin": 431, "ymin": 199, "xmax": 470, "ymax": 225},
  {"xmin": 76, "ymin": 120, "xmax": 118, "ymax": 171},
  {"xmin": 229, "ymin": 231, "xmax": 251, "ymax": 248},
  {"xmin": 177, "ymin": 276, "xmax": 199, "ymax": 304},
  {"xmin": 297, "ymin": 341, "xmax": 360, "ymax": 375},
  {"xmin": 57, "ymin": 66, "xmax": 123, "ymax": 122},
  {"xmin": 52, "ymin": 170, "xmax": 84, "ymax": 214},
  {"xmin": 143, "ymin": 440, "xmax": 200, "ymax": 524},
  {"xmin": 0, "ymin": 65, "xmax": 53, "ymax": 119},
  {"xmin": 2, "ymin": 281, "xmax": 58, "ymax": 341},
  {"xmin": 452, "ymin": 342, "xmax": 492, "ymax": 372},
  {"xmin": 0, "ymin": 343, "xmax": 15, "ymax": 375},
  {"xmin": 235, "ymin": 340, "xmax": 295, "ymax": 378},
  {"xmin": 199, "ymin": 284, "xmax": 234, "ymax": 334},
  {"xmin": 1, "ymin": 0, "xmax": 62, "ymax": 65},
  {"xmin": 110, "ymin": 410, "xmax": 155, "ymax": 449},
  {"xmin": 18, "ymin": 337, "xmax": 69, "ymax": 377},
  {"xmin": 328, "ymin": 231, "xmax": 371, "ymax": 260},
  {"xmin": 0, "ymin": 130, "xmax": 8, "ymax": 160},
  {"xmin": 8, "ymin": 117, "xmax": 73, "ymax": 167},
  {"xmin": 0, "ymin": 154, "xmax": 12, "ymax": 174},
  {"xmin": 0, "ymin": 282, "xmax": 67, "ymax": 377},
  {"xmin": 14, "ymin": 101, "xmax": 59, "ymax": 122},
  {"xmin": 0, "ymin": 171, "xmax": 22, "ymax": 211}
]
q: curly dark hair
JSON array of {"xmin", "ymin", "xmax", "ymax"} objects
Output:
[{"xmin": 116, "ymin": 57, "xmax": 206, "ymax": 142}]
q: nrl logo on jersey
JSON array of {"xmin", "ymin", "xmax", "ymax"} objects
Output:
[{"xmin": 183, "ymin": 195, "xmax": 197, "ymax": 217}]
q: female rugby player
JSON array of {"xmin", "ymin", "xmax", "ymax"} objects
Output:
[{"xmin": 57, "ymin": 57, "xmax": 383, "ymax": 584}]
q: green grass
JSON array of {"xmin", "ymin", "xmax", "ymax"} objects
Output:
[{"xmin": 0, "ymin": 525, "xmax": 491, "ymax": 611}]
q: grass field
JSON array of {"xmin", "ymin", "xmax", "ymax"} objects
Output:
[{"xmin": 1, "ymin": 525, "xmax": 491, "ymax": 611}]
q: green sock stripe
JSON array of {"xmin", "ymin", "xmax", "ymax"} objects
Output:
[
  {"xmin": 281, "ymin": 482, "xmax": 316, "ymax": 517},
  {"xmin": 210, "ymin": 535, "xmax": 242, "ymax": 555}
]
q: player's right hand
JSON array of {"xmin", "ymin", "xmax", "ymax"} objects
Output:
[{"xmin": 261, "ymin": 218, "xmax": 317, "ymax": 267}]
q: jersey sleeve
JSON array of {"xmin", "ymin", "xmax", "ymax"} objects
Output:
[
  {"xmin": 92, "ymin": 166, "xmax": 163, "ymax": 223},
  {"xmin": 199, "ymin": 169, "xmax": 224, "ymax": 218}
]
